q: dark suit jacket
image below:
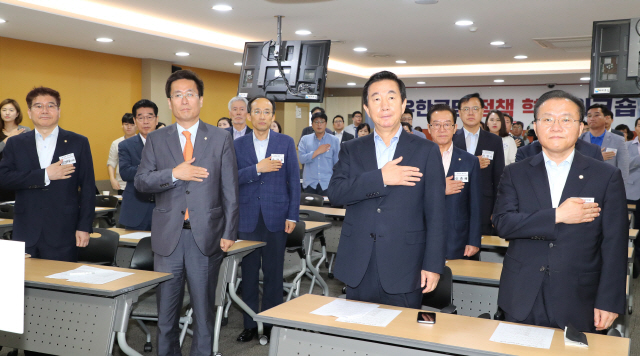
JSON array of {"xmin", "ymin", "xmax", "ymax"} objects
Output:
[
  {"xmin": 445, "ymin": 147, "xmax": 482, "ymax": 259},
  {"xmin": 234, "ymin": 131, "xmax": 300, "ymax": 233},
  {"xmin": 516, "ymin": 139, "xmax": 604, "ymax": 163},
  {"xmin": 118, "ymin": 135, "xmax": 155, "ymax": 228},
  {"xmin": 327, "ymin": 130, "xmax": 447, "ymax": 294},
  {"xmin": 493, "ymin": 151, "xmax": 627, "ymax": 332},
  {"xmin": 611, "ymin": 129, "xmax": 624, "ymax": 137},
  {"xmin": 0, "ymin": 128, "xmax": 95, "ymax": 249},
  {"xmin": 135, "ymin": 121, "xmax": 239, "ymax": 257},
  {"xmin": 225, "ymin": 125, "xmax": 253, "ymax": 137},
  {"xmin": 452, "ymin": 128, "xmax": 505, "ymax": 230},
  {"xmin": 333, "ymin": 131, "xmax": 354, "ymax": 144}
]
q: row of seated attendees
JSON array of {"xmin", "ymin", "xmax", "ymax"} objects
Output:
[{"xmin": 0, "ymin": 68, "xmax": 635, "ymax": 354}]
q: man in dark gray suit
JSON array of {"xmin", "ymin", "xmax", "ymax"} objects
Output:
[{"xmin": 135, "ymin": 69, "xmax": 239, "ymax": 356}]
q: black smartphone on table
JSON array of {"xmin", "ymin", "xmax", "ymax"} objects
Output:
[{"xmin": 417, "ymin": 312, "xmax": 436, "ymax": 324}]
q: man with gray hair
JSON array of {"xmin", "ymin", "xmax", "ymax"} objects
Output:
[{"xmin": 226, "ymin": 96, "xmax": 253, "ymax": 139}]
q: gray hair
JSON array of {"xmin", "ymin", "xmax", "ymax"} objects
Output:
[{"xmin": 228, "ymin": 96, "xmax": 248, "ymax": 111}]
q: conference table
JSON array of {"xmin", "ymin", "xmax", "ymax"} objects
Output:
[
  {"xmin": 0, "ymin": 258, "xmax": 172, "ymax": 356},
  {"xmin": 299, "ymin": 205, "xmax": 345, "ymax": 277},
  {"xmin": 0, "ymin": 218, "xmax": 13, "ymax": 228},
  {"xmin": 255, "ymin": 294, "xmax": 629, "ymax": 356}
]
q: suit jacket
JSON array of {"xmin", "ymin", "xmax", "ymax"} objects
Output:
[
  {"xmin": 579, "ymin": 131, "xmax": 629, "ymax": 184},
  {"xmin": 625, "ymin": 139, "xmax": 640, "ymax": 200},
  {"xmin": 225, "ymin": 125, "xmax": 253, "ymax": 138},
  {"xmin": 445, "ymin": 147, "xmax": 482, "ymax": 259},
  {"xmin": 135, "ymin": 121, "xmax": 239, "ymax": 257},
  {"xmin": 0, "ymin": 128, "xmax": 95, "ymax": 249},
  {"xmin": 333, "ymin": 131, "xmax": 354, "ymax": 144},
  {"xmin": 452, "ymin": 128, "xmax": 505, "ymax": 229},
  {"xmin": 493, "ymin": 151, "xmax": 627, "ymax": 332},
  {"xmin": 118, "ymin": 135, "xmax": 155, "ymax": 228},
  {"xmin": 611, "ymin": 129, "xmax": 624, "ymax": 137},
  {"xmin": 234, "ymin": 131, "xmax": 300, "ymax": 233},
  {"xmin": 516, "ymin": 139, "xmax": 603, "ymax": 163},
  {"xmin": 327, "ymin": 130, "xmax": 447, "ymax": 294}
]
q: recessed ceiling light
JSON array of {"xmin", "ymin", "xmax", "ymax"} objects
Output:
[
  {"xmin": 396, "ymin": 60, "xmax": 407, "ymax": 64},
  {"xmin": 212, "ymin": 4, "xmax": 232, "ymax": 11},
  {"xmin": 176, "ymin": 52, "xmax": 190, "ymax": 56},
  {"xmin": 0, "ymin": 19, "xmax": 6, "ymax": 24},
  {"xmin": 514, "ymin": 55, "xmax": 528, "ymax": 59},
  {"xmin": 494, "ymin": 79, "xmax": 504, "ymax": 83},
  {"xmin": 455, "ymin": 20, "xmax": 473, "ymax": 26},
  {"xmin": 490, "ymin": 41, "xmax": 505, "ymax": 46},
  {"xmin": 580, "ymin": 77, "xmax": 590, "ymax": 81},
  {"xmin": 417, "ymin": 81, "xmax": 426, "ymax": 85},
  {"xmin": 234, "ymin": 62, "xmax": 242, "ymax": 66},
  {"xmin": 347, "ymin": 82, "xmax": 357, "ymax": 86},
  {"xmin": 295, "ymin": 30, "xmax": 311, "ymax": 35},
  {"xmin": 353, "ymin": 47, "xmax": 367, "ymax": 52},
  {"xmin": 96, "ymin": 37, "xmax": 113, "ymax": 42}
]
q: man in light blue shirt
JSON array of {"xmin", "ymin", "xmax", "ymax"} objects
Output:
[{"xmin": 298, "ymin": 111, "xmax": 340, "ymax": 195}]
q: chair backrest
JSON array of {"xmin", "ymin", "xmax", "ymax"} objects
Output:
[
  {"xmin": 299, "ymin": 209, "xmax": 326, "ymax": 222},
  {"xmin": 130, "ymin": 237, "xmax": 154, "ymax": 271},
  {"xmin": 78, "ymin": 228, "xmax": 120, "ymax": 266},
  {"xmin": 0, "ymin": 204, "xmax": 14, "ymax": 219},
  {"xmin": 421, "ymin": 266, "xmax": 453, "ymax": 310},
  {"xmin": 95, "ymin": 195, "xmax": 119, "ymax": 208},
  {"xmin": 286, "ymin": 220, "xmax": 305, "ymax": 248},
  {"xmin": 300, "ymin": 193, "xmax": 323, "ymax": 207}
]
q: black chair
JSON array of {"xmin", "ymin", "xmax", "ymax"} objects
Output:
[
  {"xmin": 77, "ymin": 228, "xmax": 119, "ymax": 266},
  {"xmin": 95, "ymin": 195, "xmax": 119, "ymax": 227},
  {"xmin": 421, "ymin": 266, "xmax": 456, "ymax": 314},
  {"xmin": 283, "ymin": 221, "xmax": 307, "ymax": 300},
  {"xmin": 0, "ymin": 204, "xmax": 14, "ymax": 219},
  {"xmin": 129, "ymin": 236, "xmax": 154, "ymax": 271},
  {"xmin": 300, "ymin": 193, "xmax": 324, "ymax": 207}
]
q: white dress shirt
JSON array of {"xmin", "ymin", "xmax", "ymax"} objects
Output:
[
  {"xmin": 334, "ymin": 131, "xmax": 343, "ymax": 142},
  {"xmin": 139, "ymin": 133, "xmax": 147, "ymax": 145},
  {"xmin": 233, "ymin": 125, "xmax": 247, "ymax": 140},
  {"xmin": 441, "ymin": 142, "xmax": 454, "ymax": 176},
  {"xmin": 542, "ymin": 149, "xmax": 575, "ymax": 208},
  {"xmin": 463, "ymin": 126, "xmax": 480, "ymax": 155},
  {"xmin": 35, "ymin": 126, "xmax": 59, "ymax": 186},
  {"xmin": 172, "ymin": 121, "xmax": 199, "ymax": 182}
]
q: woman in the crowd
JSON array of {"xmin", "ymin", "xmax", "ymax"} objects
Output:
[
  {"xmin": 615, "ymin": 124, "xmax": 634, "ymax": 141},
  {"xmin": 217, "ymin": 117, "xmax": 232, "ymax": 128},
  {"xmin": 271, "ymin": 120, "xmax": 282, "ymax": 133},
  {"xmin": 1, "ymin": 98, "xmax": 30, "ymax": 155},
  {"xmin": 156, "ymin": 122, "xmax": 166, "ymax": 130},
  {"xmin": 484, "ymin": 109, "xmax": 516, "ymax": 165},
  {"xmin": 356, "ymin": 122, "xmax": 371, "ymax": 137}
]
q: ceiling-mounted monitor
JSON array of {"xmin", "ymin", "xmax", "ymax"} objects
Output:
[{"xmin": 237, "ymin": 40, "xmax": 331, "ymax": 102}]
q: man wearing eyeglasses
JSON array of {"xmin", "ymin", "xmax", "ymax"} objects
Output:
[
  {"xmin": 332, "ymin": 114, "xmax": 354, "ymax": 144},
  {"xmin": 117, "ymin": 99, "xmax": 158, "ymax": 231},
  {"xmin": 452, "ymin": 93, "xmax": 505, "ymax": 235},
  {"xmin": 298, "ymin": 111, "xmax": 340, "ymax": 196},
  {"xmin": 493, "ymin": 90, "xmax": 627, "ymax": 333},
  {"xmin": 401, "ymin": 109, "xmax": 427, "ymax": 139},
  {"xmin": 233, "ymin": 96, "xmax": 300, "ymax": 342},
  {"xmin": 0, "ymin": 86, "xmax": 95, "ymax": 267},
  {"xmin": 226, "ymin": 96, "xmax": 253, "ymax": 139},
  {"xmin": 427, "ymin": 104, "xmax": 481, "ymax": 260}
]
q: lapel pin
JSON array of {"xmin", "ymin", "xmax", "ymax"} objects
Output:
[
  {"xmin": 204, "ymin": 137, "xmax": 208, "ymax": 140},
  {"xmin": 458, "ymin": 158, "xmax": 461, "ymax": 161},
  {"xmin": 64, "ymin": 140, "xmax": 67, "ymax": 143},
  {"xmin": 579, "ymin": 175, "xmax": 584, "ymax": 179}
]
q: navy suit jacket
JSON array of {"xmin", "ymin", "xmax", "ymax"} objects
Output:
[
  {"xmin": 0, "ymin": 128, "xmax": 95, "ymax": 249},
  {"xmin": 234, "ymin": 131, "xmax": 300, "ymax": 233},
  {"xmin": 225, "ymin": 125, "xmax": 253, "ymax": 137},
  {"xmin": 445, "ymin": 147, "xmax": 482, "ymax": 259},
  {"xmin": 118, "ymin": 135, "xmax": 155, "ymax": 228},
  {"xmin": 516, "ymin": 139, "xmax": 603, "ymax": 163},
  {"xmin": 452, "ymin": 128, "xmax": 505, "ymax": 230},
  {"xmin": 327, "ymin": 130, "xmax": 447, "ymax": 294},
  {"xmin": 333, "ymin": 131, "xmax": 354, "ymax": 144},
  {"xmin": 493, "ymin": 151, "xmax": 627, "ymax": 332}
]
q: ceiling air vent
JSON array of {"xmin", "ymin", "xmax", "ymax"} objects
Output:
[{"xmin": 533, "ymin": 36, "xmax": 592, "ymax": 53}]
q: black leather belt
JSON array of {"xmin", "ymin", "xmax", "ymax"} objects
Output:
[{"xmin": 183, "ymin": 220, "xmax": 191, "ymax": 229}]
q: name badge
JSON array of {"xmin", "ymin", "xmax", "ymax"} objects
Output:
[
  {"xmin": 573, "ymin": 197, "xmax": 595, "ymax": 203},
  {"xmin": 454, "ymin": 172, "xmax": 469, "ymax": 182},
  {"xmin": 271, "ymin": 154, "xmax": 285, "ymax": 163},
  {"xmin": 59, "ymin": 153, "xmax": 76, "ymax": 165},
  {"xmin": 482, "ymin": 150, "xmax": 494, "ymax": 160},
  {"xmin": 605, "ymin": 148, "xmax": 617, "ymax": 154}
]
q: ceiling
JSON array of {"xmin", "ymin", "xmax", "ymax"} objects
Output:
[{"xmin": 0, "ymin": 0, "xmax": 637, "ymax": 88}]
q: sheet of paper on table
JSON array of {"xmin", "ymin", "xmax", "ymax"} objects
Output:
[
  {"xmin": 336, "ymin": 308, "xmax": 401, "ymax": 327},
  {"xmin": 489, "ymin": 322, "xmax": 554, "ymax": 349},
  {"xmin": 120, "ymin": 232, "xmax": 151, "ymax": 240},
  {"xmin": 311, "ymin": 299, "xmax": 380, "ymax": 318},
  {"xmin": 0, "ymin": 240, "xmax": 25, "ymax": 334},
  {"xmin": 46, "ymin": 265, "xmax": 133, "ymax": 284}
]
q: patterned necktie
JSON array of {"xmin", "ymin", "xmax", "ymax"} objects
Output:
[{"xmin": 183, "ymin": 131, "xmax": 193, "ymax": 220}]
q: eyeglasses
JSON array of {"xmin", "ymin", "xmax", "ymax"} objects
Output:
[
  {"xmin": 171, "ymin": 92, "xmax": 199, "ymax": 100},
  {"xmin": 333, "ymin": 120, "xmax": 344, "ymax": 124},
  {"xmin": 536, "ymin": 117, "xmax": 580, "ymax": 127},
  {"xmin": 429, "ymin": 123, "xmax": 454, "ymax": 130},
  {"xmin": 312, "ymin": 120, "xmax": 326, "ymax": 125},
  {"xmin": 252, "ymin": 109, "xmax": 272, "ymax": 116},
  {"xmin": 30, "ymin": 103, "xmax": 58, "ymax": 111},
  {"xmin": 136, "ymin": 115, "xmax": 156, "ymax": 122},
  {"xmin": 460, "ymin": 107, "xmax": 481, "ymax": 113}
]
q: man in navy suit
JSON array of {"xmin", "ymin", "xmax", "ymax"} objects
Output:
[
  {"xmin": 332, "ymin": 114, "xmax": 354, "ymax": 144},
  {"xmin": 226, "ymin": 96, "xmax": 253, "ymax": 139},
  {"xmin": 427, "ymin": 104, "xmax": 481, "ymax": 260},
  {"xmin": 0, "ymin": 86, "xmax": 95, "ymax": 262},
  {"xmin": 516, "ymin": 139, "xmax": 603, "ymax": 163},
  {"xmin": 452, "ymin": 93, "xmax": 505, "ymax": 235},
  {"xmin": 327, "ymin": 71, "xmax": 446, "ymax": 308},
  {"xmin": 118, "ymin": 99, "xmax": 158, "ymax": 230},
  {"xmin": 234, "ymin": 96, "xmax": 300, "ymax": 342},
  {"xmin": 493, "ymin": 90, "xmax": 627, "ymax": 333}
]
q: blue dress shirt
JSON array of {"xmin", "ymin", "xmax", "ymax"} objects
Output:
[
  {"xmin": 374, "ymin": 126, "xmax": 402, "ymax": 169},
  {"xmin": 463, "ymin": 126, "xmax": 480, "ymax": 155},
  {"xmin": 298, "ymin": 132, "xmax": 340, "ymax": 190},
  {"xmin": 253, "ymin": 130, "xmax": 269, "ymax": 176},
  {"xmin": 542, "ymin": 149, "xmax": 575, "ymax": 208}
]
